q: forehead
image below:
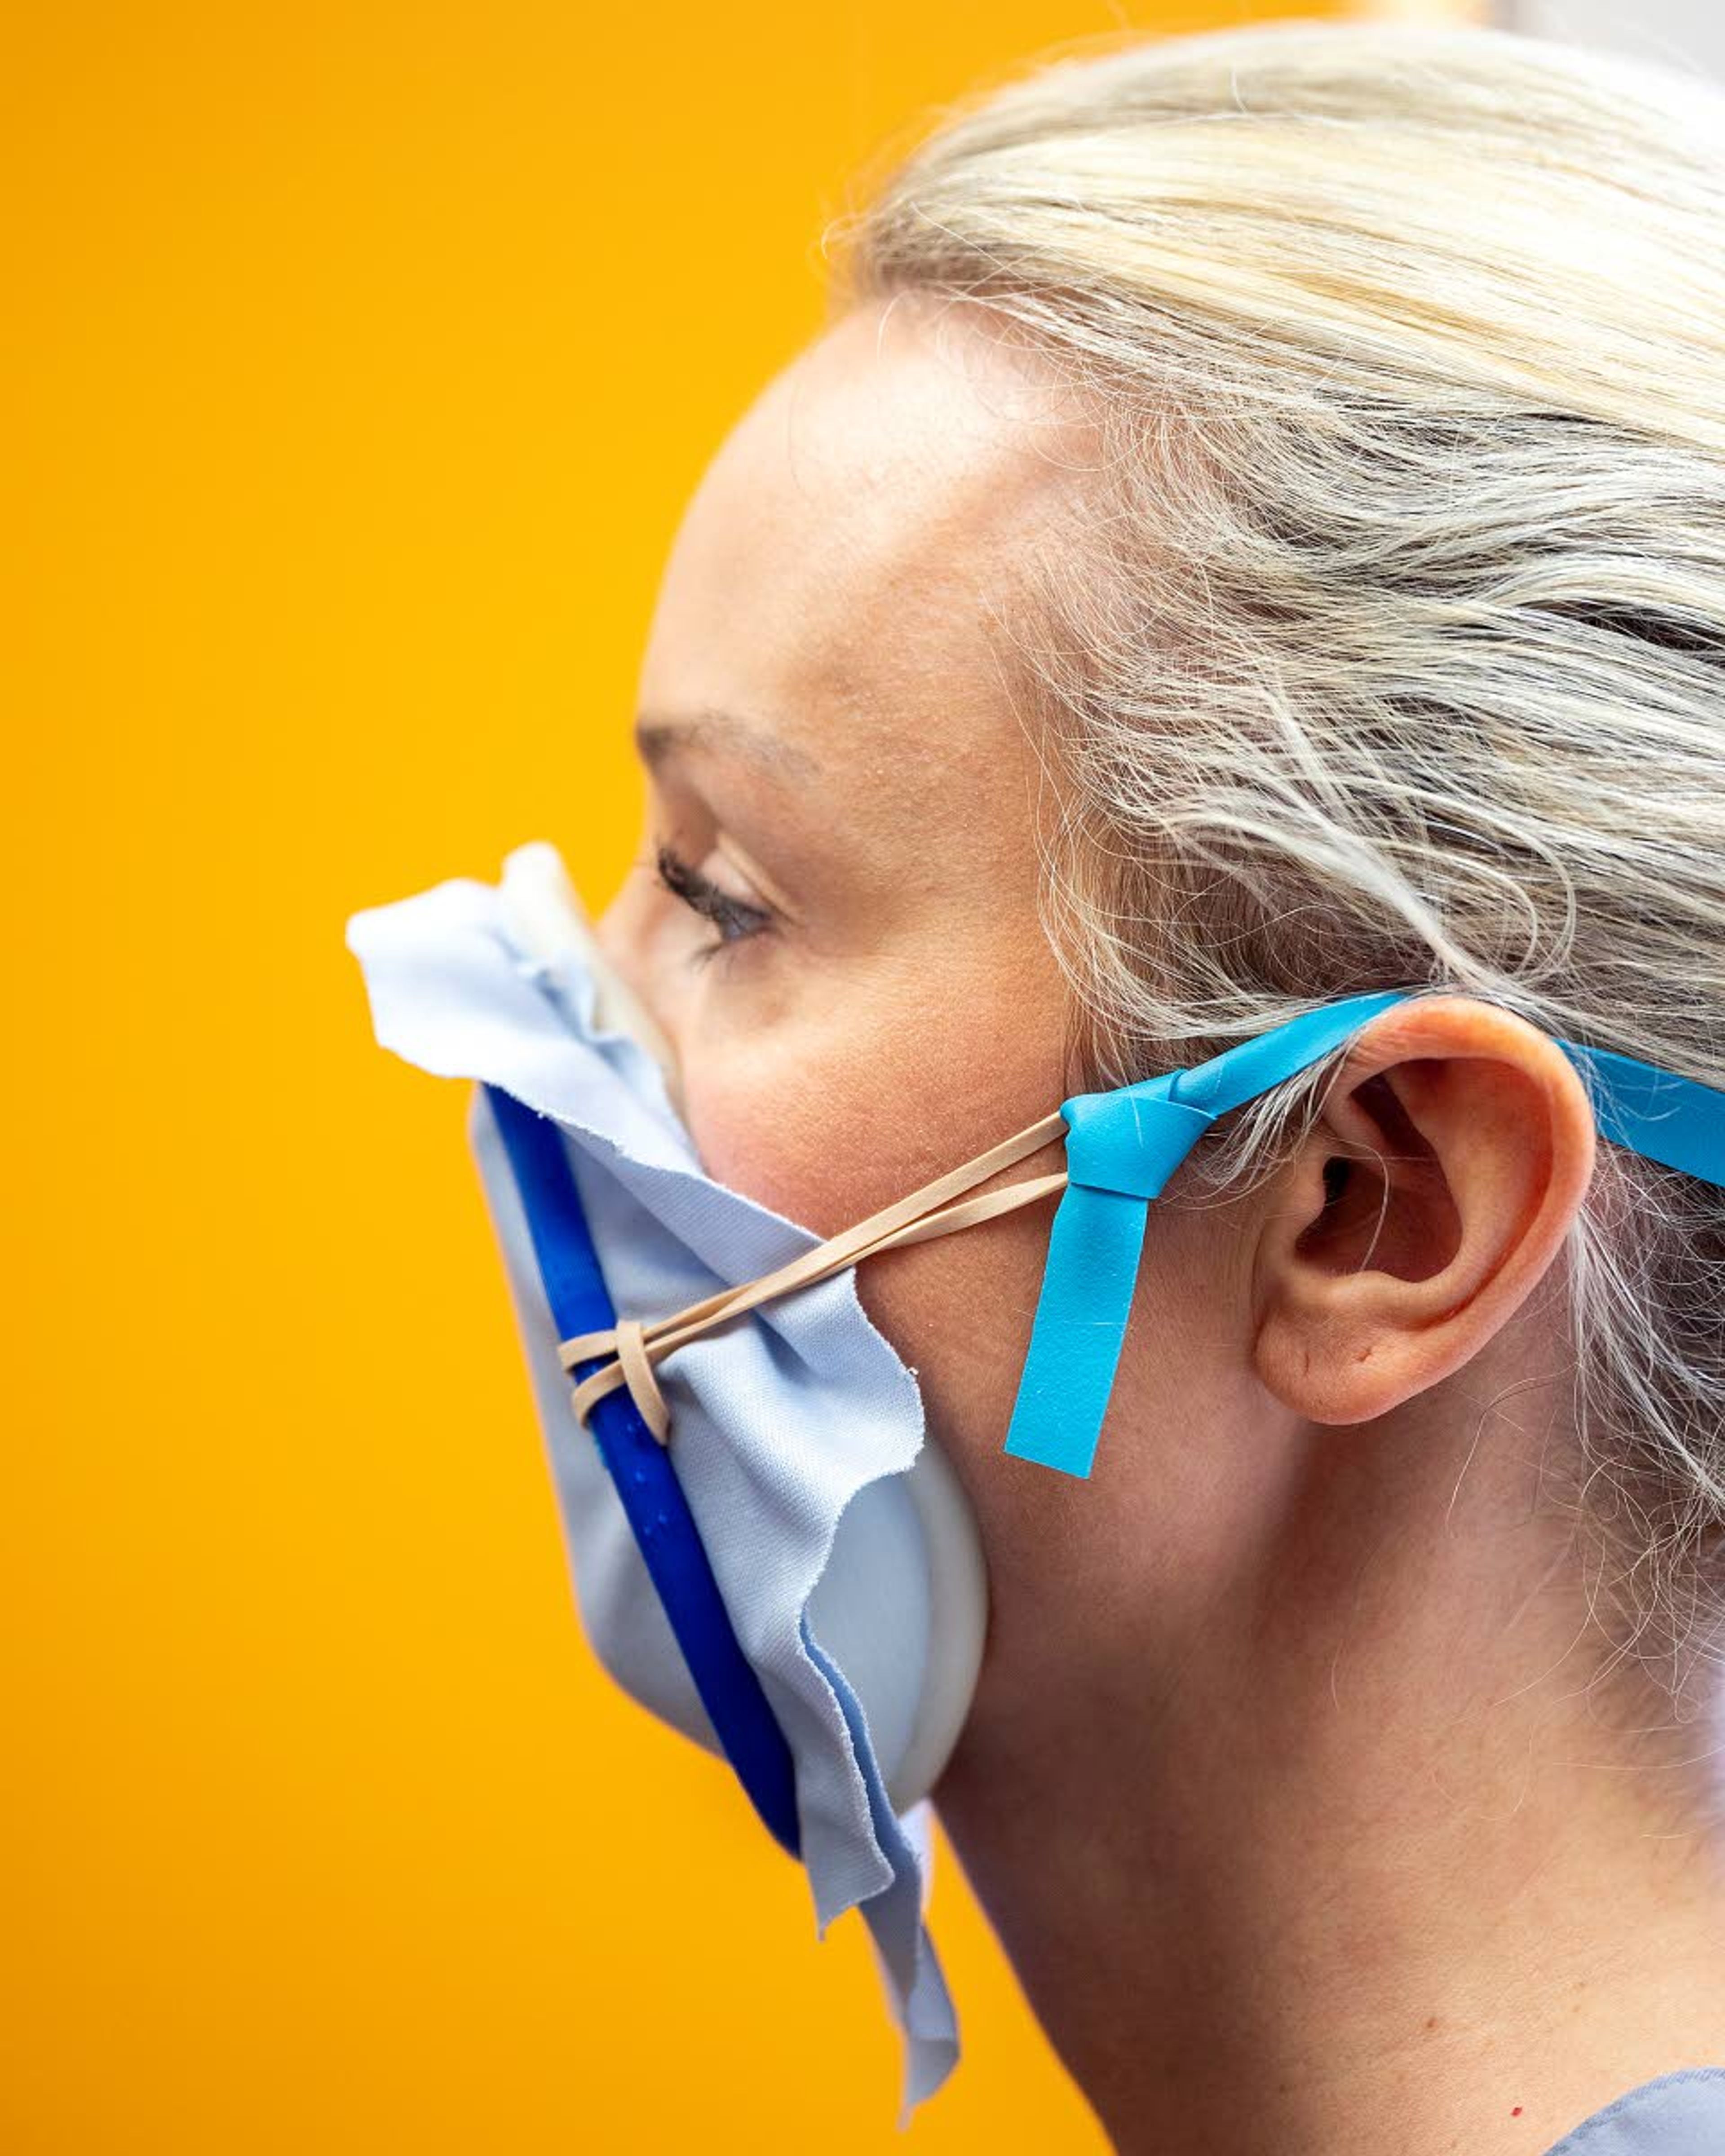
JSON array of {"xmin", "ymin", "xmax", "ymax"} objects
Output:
[{"xmin": 634, "ymin": 296, "xmax": 1096, "ymax": 800}]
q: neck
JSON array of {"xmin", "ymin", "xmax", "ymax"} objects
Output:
[{"xmin": 932, "ymin": 1405, "xmax": 1725, "ymax": 2156}]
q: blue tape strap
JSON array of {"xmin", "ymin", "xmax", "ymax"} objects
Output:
[
  {"xmin": 1159, "ymin": 988, "xmax": 1416, "ymax": 1122},
  {"xmin": 1003, "ymin": 990, "xmax": 1416, "ymax": 1480},
  {"xmin": 1000, "ymin": 1181, "xmax": 1158, "ymax": 1482},
  {"xmin": 1557, "ymin": 1040, "xmax": 1725, "ymax": 1187},
  {"xmin": 479, "ymin": 1082, "xmax": 804, "ymax": 1860}
]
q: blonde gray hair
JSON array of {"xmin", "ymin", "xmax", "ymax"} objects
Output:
[{"xmin": 824, "ymin": 22, "xmax": 1725, "ymax": 1761}]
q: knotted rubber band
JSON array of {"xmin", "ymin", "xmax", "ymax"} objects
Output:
[
  {"xmin": 559, "ymin": 1107, "xmax": 1070, "ymax": 1442},
  {"xmin": 611, "ymin": 1316, "xmax": 669, "ymax": 1445}
]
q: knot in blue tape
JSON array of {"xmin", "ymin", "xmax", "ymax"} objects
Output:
[
  {"xmin": 1062, "ymin": 1080, "xmax": 1218, "ymax": 1201},
  {"xmin": 1003, "ymin": 988, "xmax": 1426, "ymax": 1480}
]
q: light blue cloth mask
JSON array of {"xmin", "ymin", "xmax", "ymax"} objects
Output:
[
  {"xmin": 346, "ymin": 841, "xmax": 978, "ymax": 2125},
  {"xmin": 1540, "ymin": 2068, "xmax": 1725, "ymax": 2153}
]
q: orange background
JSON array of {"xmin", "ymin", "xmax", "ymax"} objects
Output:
[{"xmin": 6, "ymin": 2, "xmax": 1466, "ymax": 2148}]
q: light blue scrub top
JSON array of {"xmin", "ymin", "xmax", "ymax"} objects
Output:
[{"xmin": 1542, "ymin": 2070, "xmax": 1725, "ymax": 2153}]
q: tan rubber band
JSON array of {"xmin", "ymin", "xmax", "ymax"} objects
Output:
[
  {"xmin": 611, "ymin": 1317, "xmax": 670, "ymax": 1445},
  {"xmin": 560, "ymin": 1105, "xmax": 1070, "ymax": 1441}
]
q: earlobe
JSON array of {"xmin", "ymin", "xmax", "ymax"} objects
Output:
[{"xmin": 1251, "ymin": 998, "xmax": 1598, "ymax": 1426}]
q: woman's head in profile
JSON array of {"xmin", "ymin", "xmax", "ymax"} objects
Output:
[{"xmin": 595, "ymin": 20, "xmax": 1725, "ymax": 2147}]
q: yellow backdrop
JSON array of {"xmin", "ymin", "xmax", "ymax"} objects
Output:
[{"xmin": 5, "ymin": 2, "xmax": 1459, "ymax": 2148}]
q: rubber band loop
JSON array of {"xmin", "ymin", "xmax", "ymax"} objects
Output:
[{"xmin": 558, "ymin": 1120, "xmax": 1068, "ymax": 1443}]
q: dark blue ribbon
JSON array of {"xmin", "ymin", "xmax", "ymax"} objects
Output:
[{"xmin": 481, "ymin": 1081, "xmax": 803, "ymax": 1859}]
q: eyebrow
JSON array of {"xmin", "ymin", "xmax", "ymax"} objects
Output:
[{"xmin": 633, "ymin": 706, "xmax": 821, "ymax": 782}]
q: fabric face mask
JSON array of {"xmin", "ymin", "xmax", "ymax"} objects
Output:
[
  {"xmin": 346, "ymin": 838, "xmax": 1725, "ymax": 2124},
  {"xmin": 347, "ymin": 839, "xmax": 981, "ymax": 2122}
]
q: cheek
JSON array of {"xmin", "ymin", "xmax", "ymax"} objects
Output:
[
  {"xmin": 677, "ymin": 1008, "xmax": 1069, "ymax": 1489},
  {"xmin": 852, "ymin": 1200, "xmax": 1053, "ymax": 1468},
  {"xmin": 677, "ymin": 1026, "xmax": 929, "ymax": 1236}
]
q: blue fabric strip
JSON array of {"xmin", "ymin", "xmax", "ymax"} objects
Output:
[{"xmin": 482, "ymin": 1082, "xmax": 805, "ymax": 1859}]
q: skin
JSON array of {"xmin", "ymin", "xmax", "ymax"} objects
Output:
[{"xmin": 594, "ymin": 292, "xmax": 1725, "ymax": 2155}]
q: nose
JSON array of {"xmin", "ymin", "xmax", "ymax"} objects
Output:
[
  {"xmin": 593, "ymin": 892, "xmax": 627, "ymax": 969},
  {"xmin": 593, "ymin": 875, "xmax": 650, "ymax": 998},
  {"xmin": 586, "ymin": 872, "xmax": 685, "ymax": 1114}
]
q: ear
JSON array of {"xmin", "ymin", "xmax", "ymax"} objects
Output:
[{"xmin": 1252, "ymin": 996, "xmax": 1598, "ymax": 1425}]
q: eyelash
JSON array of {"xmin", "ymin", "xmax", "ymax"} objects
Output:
[{"xmin": 652, "ymin": 841, "xmax": 775, "ymax": 966}]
